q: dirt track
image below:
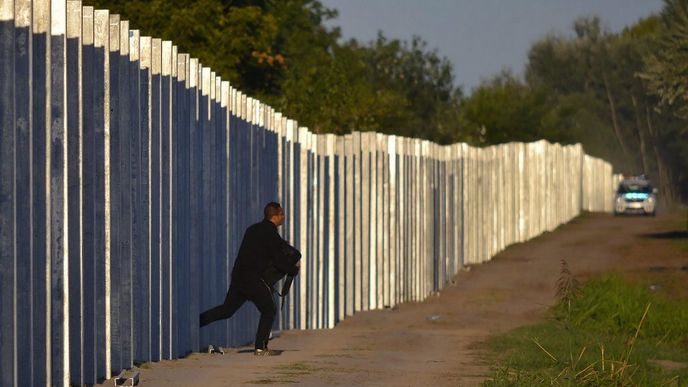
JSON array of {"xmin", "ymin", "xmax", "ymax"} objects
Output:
[{"xmin": 121, "ymin": 211, "xmax": 688, "ymax": 386}]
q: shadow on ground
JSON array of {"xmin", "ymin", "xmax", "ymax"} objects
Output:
[{"xmin": 640, "ymin": 230, "xmax": 688, "ymax": 240}]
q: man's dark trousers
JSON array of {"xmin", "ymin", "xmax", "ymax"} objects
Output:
[{"xmin": 199, "ymin": 277, "xmax": 275, "ymax": 350}]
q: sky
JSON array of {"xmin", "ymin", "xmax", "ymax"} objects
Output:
[{"xmin": 319, "ymin": 0, "xmax": 664, "ymax": 94}]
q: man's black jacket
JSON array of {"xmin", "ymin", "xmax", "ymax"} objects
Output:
[{"xmin": 231, "ymin": 219, "xmax": 299, "ymax": 286}]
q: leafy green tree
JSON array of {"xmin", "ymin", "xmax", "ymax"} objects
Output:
[
  {"xmin": 88, "ymin": 0, "xmax": 286, "ymax": 96},
  {"xmin": 525, "ymin": 17, "xmax": 637, "ymax": 170},
  {"xmin": 460, "ymin": 71, "xmax": 550, "ymax": 145},
  {"xmin": 639, "ymin": 0, "xmax": 688, "ymax": 202},
  {"xmin": 461, "ymin": 13, "xmax": 686, "ymax": 202},
  {"xmin": 641, "ymin": 0, "xmax": 688, "ymax": 115},
  {"xmin": 361, "ymin": 35, "xmax": 464, "ymax": 143}
]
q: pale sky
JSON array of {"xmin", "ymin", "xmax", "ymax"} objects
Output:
[{"xmin": 319, "ymin": 0, "xmax": 664, "ymax": 93}]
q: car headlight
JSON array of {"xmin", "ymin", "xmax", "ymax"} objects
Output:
[{"xmin": 646, "ymin": 196, "xmax": 654, "ymax": 203}]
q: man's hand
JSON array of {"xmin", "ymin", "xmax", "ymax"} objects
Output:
[{"xmin": 295, "ymin": 260, "xmax": 301, "ymax": 268}]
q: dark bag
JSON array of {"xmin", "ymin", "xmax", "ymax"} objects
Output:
[
  {"xmin": 261, "ymin": 266, "xmax": 285, "ymax": 286},
  {"xmin": 281, "ymin": 244, "xmax": 301, "ymax": 273},
  {"xmin": 261, "ymin": 243, "xmax": 301, "ymax": 285}
]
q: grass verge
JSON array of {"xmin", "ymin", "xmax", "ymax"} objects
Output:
[{"xmin": 483, "ymin": 272, "xmax": 688, "ymax": 386}]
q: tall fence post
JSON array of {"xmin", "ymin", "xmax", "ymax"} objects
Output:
[
  {"xmin": 0, "ymin": 2, "xmax": 16, "ymax": 385},
  {"xmin": 14, "ymin": 0, "xmax": 34, "ymax": 385}
]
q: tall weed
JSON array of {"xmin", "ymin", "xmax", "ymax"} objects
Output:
[{"xmin": 555, "ymin": 259, "xmax": 580, "ymax": 318}]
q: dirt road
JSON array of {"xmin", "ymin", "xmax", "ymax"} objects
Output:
[{"xmin": 124, "ymin": 211, "xmax": 688, "ymax": 386}]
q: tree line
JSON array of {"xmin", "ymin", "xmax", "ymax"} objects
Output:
[{"xmin": 86, "ymin": 0, "xmax": 687, "ymax": 203}]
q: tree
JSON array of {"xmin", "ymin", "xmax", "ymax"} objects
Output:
[
  {"xmin": 459, "ymin": 71, "xmax": 550, "ymax": 145},
  {"xmin": 469, "ymin": 13, "xmax": 686, "ymax": 202},
  {"xmin": 88, "ymin": 0, "xmax": 286, "ymax": 96},
  {"xmin": 638, "ymin": 0, "xmax": 688, "ymax": 202},
  {"xmin": 641, "ymin": 0, "xmax": 688, "ymax": 116}
]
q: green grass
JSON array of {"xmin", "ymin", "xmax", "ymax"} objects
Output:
[
  {"xmin": 679, "ymin": 238, "xmax": 688, "ymax": 253},
  {"xmin": 554, "ymin": 274, "xmax": 688, "ymax": 342},
  {"xmin": 483, "ymin": 274, "xmax": 688, "ymax": 386}
]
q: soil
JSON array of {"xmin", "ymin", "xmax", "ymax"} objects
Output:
[{"xmin": 105, "ymin": 210, "xmax": 688, "ymax": 386}]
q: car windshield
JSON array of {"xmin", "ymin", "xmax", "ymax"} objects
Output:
[{"xmin": 618, "ymin": 181, "xmax": 652, "ymax": 194}]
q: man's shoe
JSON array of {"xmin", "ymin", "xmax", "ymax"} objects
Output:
[
  {"xmin": 206, "ymin": 345, "xmax": 224, "ymax": 355},
  {"xmin": 254, "ymin": 348, "xmax": 282, "ymax": 356}
]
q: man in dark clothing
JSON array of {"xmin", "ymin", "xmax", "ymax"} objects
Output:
[{"xmin": 199, "ymin": 202, "xmax": 299, "ymax": 356}]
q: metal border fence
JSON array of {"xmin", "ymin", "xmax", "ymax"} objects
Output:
[{"xmin": 0, "ymin": 1, "xmax": 615, "ymax": 385}]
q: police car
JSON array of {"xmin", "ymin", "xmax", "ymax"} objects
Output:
[{"xmin": 614, "ymin": 176, "xmax": 657, "ymax": 216}]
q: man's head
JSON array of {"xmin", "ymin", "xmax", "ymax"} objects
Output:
[{"xmin": 264, "ymin": 202, "xmax": 285, "ymax": 226}]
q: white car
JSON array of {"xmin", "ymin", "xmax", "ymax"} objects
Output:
[{"xmin": 614, "ymin": 178, "xmax": 657, "ymax": 216}]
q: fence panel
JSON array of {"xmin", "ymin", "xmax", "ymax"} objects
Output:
[{"xmin": 0, "ymin": 1, "xmax": 619, "ymax": 384}]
